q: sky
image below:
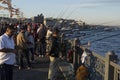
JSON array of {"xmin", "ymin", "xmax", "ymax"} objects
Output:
[{"xmin": 0, "ymin": 0, "xmax": 120, "ymax": 26}]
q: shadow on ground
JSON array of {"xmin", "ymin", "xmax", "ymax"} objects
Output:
[{"xmin": 13, "ymin": 57, "xmax": 50, "ymax": 80}]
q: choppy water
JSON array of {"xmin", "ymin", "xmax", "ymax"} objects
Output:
[{"xmin": 80, "ymin": 29, "xmax": 120, "ymax": 58}]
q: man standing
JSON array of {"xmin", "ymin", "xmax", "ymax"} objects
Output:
[
  {"xmin": 17, "ymin": 26, "xmax": 31, "ymax": 69},
  {"xmin": 74, "ymin": 39, "xmax": 84, "ymax": 73},
  {"xmin": 0, "ymin": 25, "xmax": 16, "ymax": 80},
  {"xmin": 26, "ymin": 26, "xmax": 35, "ymax": 62},
  {"xmin": 37, "ymin": 24, "xmax": 47, "ymax": 57}
]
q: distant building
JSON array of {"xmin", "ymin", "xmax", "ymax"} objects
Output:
[
  {"xmin": 34, "ymin": 13, "xmax": 44, "ymax": 24},
  {"xmin": 44, "ymin": 17, "xmax": 85, "ymax": 29},
  {"xmin": 45, "ymin": 18, "xmax": 62, "ymax": 28},
  {"xmin": 45, "ymin": 18, "xmax": 55, "ymax": 26}
]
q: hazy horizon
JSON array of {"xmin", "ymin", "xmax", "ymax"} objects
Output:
[{"xmin": 0, "ymin": 0, "xmax": 120, "ymax": 26}]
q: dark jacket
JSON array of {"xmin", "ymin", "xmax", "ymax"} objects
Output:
[{"xmin": 49, "ymin": 35, "xmax": 59, "ymax": 57}]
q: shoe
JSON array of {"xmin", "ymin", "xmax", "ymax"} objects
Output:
[
  {"xmin": 27, "ymin": 67, "xmax": 31, "ymax": 70},
  {"xmin": 19, "ymin": 66, "xmax": 22, "ymax": 70},
  {"xmin": 39, "ymin": 55, "xmax": 41, "ymax": 57},
  {"xmin": 34, "ymin": 53, "xmax": 39, "ymax": 56},
  {"xmin": 14, "ymin": 64, "xmax": 19, "ymax": 67},
  {"xmin": 41, "ymin": 55, "xmax": 44, "ymax": 57}
]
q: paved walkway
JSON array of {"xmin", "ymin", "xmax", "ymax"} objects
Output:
[{"xmin": 13, "ymin": 56, "xmax": 50, "ymax": 80}]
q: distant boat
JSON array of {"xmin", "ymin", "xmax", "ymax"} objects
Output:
[
  {"xmin": 61, "ymin": 27, "xmax": 71, "ymax": 30},
  {"xmin": 104, "ymin": 28, "xmax": 113, "ymax": 31}
]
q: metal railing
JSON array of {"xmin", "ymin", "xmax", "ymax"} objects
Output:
[{"xmin": 61, "ymin": 38, "xmax": 120, "ymax": 80}]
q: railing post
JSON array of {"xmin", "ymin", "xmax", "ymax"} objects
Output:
[
  {"xmin": 104, "ymin": 51, "xmax": 118, "ymax": 80},
  {"xmin": 73, "ymin": 38, "xmax": 76, "ymax": 67},
  {"xmin": 60, "ymin": 33, "xmax": 64, "ymax": 44},
  {"xmin": 60, "ymin": 33, "xmax": 64, "ymax": 58},
  {"xmin": 72, "ymin": 38, "xmax": 78, "ymax": 72}
]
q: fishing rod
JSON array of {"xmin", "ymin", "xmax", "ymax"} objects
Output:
[
  {"xmin": 53, "ymin": 7, "xmax": 70, "ymax": 28},
  {"xmin": 80, "ymin": 30, "xmax": 105, "ymax": 39},
  {"xmin": 91, "ymin": 33, "xmax": 120, "ymax": 43},
  {"xmin": 82, "ymin": 32, "xmax": 120, "ymax": 45},
  {"xmin": 80, "ymin": 19, "xmax": 120, "ymax": 39},
  {"xmin": 64, "ymin": 6, "xmax": 81, "ymax": 20},
  {"xmin": 56, "ymin": 8, "xmax": 78, "ymax": 28},
  {"xmin": 53, "ymin": 4, "xmax": 80, "ymax": 28}
]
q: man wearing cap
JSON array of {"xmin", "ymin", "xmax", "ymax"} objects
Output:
[{"xmin": 0, "ymin": 25, "xmax": 16, "ymax": 80}]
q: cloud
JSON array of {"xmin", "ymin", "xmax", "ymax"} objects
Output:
[
  {"xmin": 69, "ymin": 3, "xmax": 101, "ymax": 9},
  {"xmin": 79, "ymin": 3, "xmax": 101, "ymax": 8},
  {"xmin": 69, "ymin": 0, "xmax": 120, "ymax": 9},
  {"xmin": 95, "ymin": 0, "xmax": 120, "ymax": 5},
  {"xmin": 99, "ymin": 0, "xmax": 120, "ymax": 3}
]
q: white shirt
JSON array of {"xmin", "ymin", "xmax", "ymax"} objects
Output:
[
  {"xmin": 17, "ymin": 25, "xmax": 20, "ymax": 33},
  {"xmin": 37, "ymin": 27, "xmax": 42, "ymax": 33},
  {"xmin": 0, "ymin": 33, "xmax": 16, "ymax": 65},
  {"xmin": 46, "ymin": 30, "xmax": 52, "ymax": 39},
  {"xmin": 81, "ymin": 51, "xmax": 87, "ymax": 63}
]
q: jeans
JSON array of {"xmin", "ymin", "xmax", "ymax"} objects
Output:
[
  {"xmin": 29, "ymin": 48, "xmax": 34, "ymax": 61},
  {"xmin": 18, "ymin": 49, "xmax": 31, "ymax": 68}
]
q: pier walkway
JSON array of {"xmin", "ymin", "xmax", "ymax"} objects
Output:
[{"xmin": 13, "ymin": 56, "xmax": 50, "ymax": 80}]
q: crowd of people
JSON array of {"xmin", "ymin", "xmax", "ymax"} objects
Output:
[
  {"xmin": 0, "ymin": 21, "xmax": 88, "ymax": 80},
  {"xmin": 0, "ymin": 22, "xmax": 62, "ymax": 80}
]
